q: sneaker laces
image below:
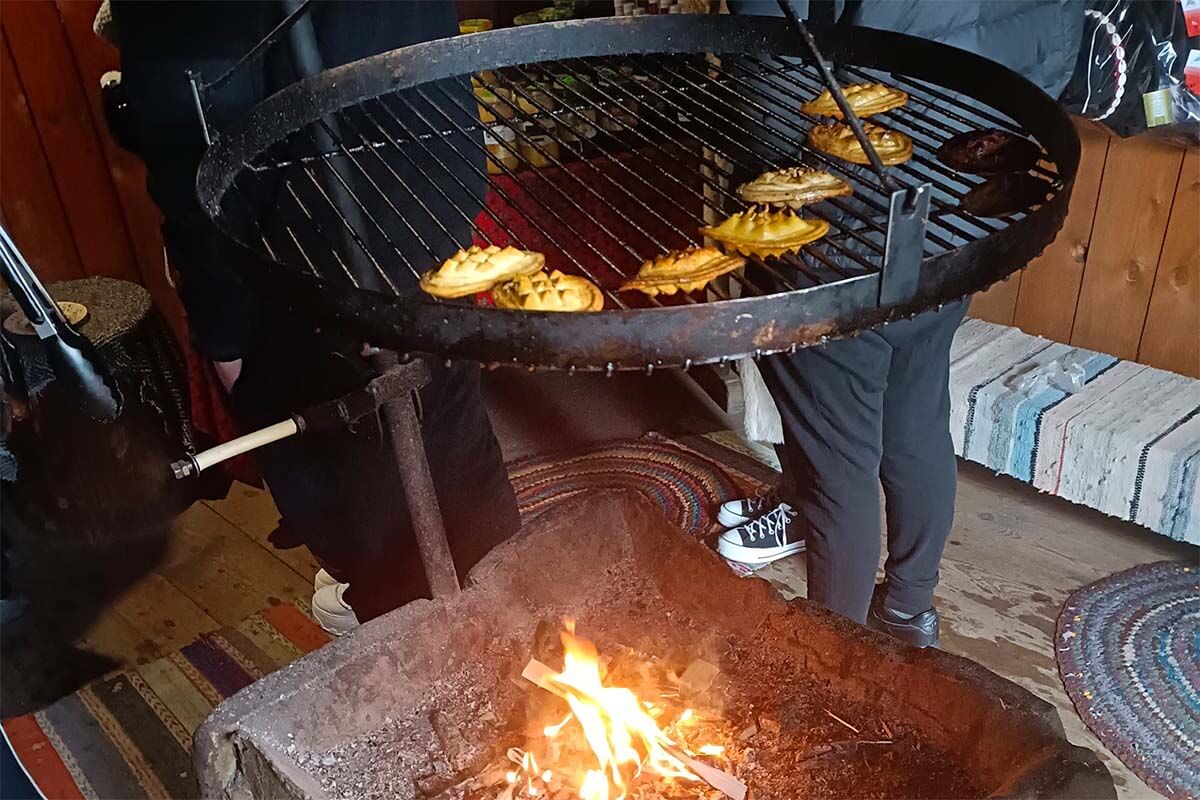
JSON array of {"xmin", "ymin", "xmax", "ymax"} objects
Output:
[
  {"xmin": 743, "ymin": 504, "xmax": 796, "ymax": 546},
  {"xmin": 746, "ymin": 486, "xmax": 779, "ymax": 513}
]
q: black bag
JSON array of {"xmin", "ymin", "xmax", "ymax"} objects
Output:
[{"xmin": 1060, "ymin": 0, "xmax": 1199, "ymax": 146}]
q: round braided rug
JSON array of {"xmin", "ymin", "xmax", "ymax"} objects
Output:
[
  {"xmin": 1056, "ymin": 561, "xmax": 1199, "ymax": 798},
  {"xmin": 507, "ymin": 433, "xmax": 773, "ymax": 537}
]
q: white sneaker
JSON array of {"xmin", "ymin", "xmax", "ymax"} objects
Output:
[
  {"xmin": 716, "ymin": 491, "xmax": 780, "ymax": 528},
  {"xmin": 716, "ymin": 503, "xmax": 804, "ymax": 564},
  {"xmin": 312, "ymin": 583, "xmax": 360, "ymax": 636},
  {"xmin": 314, "ymin": 568, "xmax": 338, "ymax": 592}
]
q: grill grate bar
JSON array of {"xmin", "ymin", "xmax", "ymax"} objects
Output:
[
  {"xmin": 311, "ymin": 118, "xmax": 463, "ymax": 263},
  {"xmin": 227, "ymin": 181, "xmax": 284, "ymax": 266},
  {"xmin": 574, "ymin": 56, "xmax": 900, "ymax": 264},
  {"xmin": 523, "ymin": 65, "xmax": 816, "ymax": 296},
  {"xmin": 635, "ymin": 57, "xmax": 895, "ymax": 200},
  {"xmin": 293, "ymin": 152, "xmax": 405, "ymax": 290},
  {"xmin": 198, "ymin": 16, "xmax": 1077, "ymax": 371},
  {"xmin": 229, "ymin": 51, "xmax": 1056, "ymax": 312},
  {"xmin": 424, "ymin": 81, "xmax": 711, "ymax": 305},
  {"xmin": 510, "ymin": 63, "xmax": 800, "ymax": 293},
  {"xmin": 518, "ymin": 61, "xmax": 855, "ymax": 289},
  {"xmin": 562, "ymin": 57, "xmax": 889, "ymax": 269},
  {"xmin": 710, "ymin": 56, "xmax": 1003, "ymax": 238},
  {"xmin": 878, "ymin": 73, "xmax": 1061, "ymax": 179},
  {"xmin": 277, "ymin": 177, "xmax": 354, "ymax": 281},
  {"xmin": 758, "ymin": 61, "xmax": 1005, "ymax": 236},
  {"xmin": 395, "ymin": 85, "xmax": 641, "ymax": 308},
  {"xmin": 345, "ymin": 106, "xmax": 497, "ymax": 247},
  {"xmin": 631, "ymin": 54, "xmax": 966, "ymax": 253},
  {"xmin": 419, "ymin": 82, "xmax": 709, "ymax": 306},
  {"xmin": 357, "ymin": 100, "xmax": 529, "ymax": 249},
  {"xmin": 478, "ymin": 68, "xmax": 744, "ymax": 302},
  {"xmin": 388, "ymin": 92, "xmax": 637, "ymax": 309},
  {"xmin": 331, "ymin": 110, "xmax": 488, "ymax": 252},
  {"xmin": 896, "ymin": 75, "xmax": 1025, "ymax": 133},
  {"xmin": 525, "ymin": 60, "xmax": 855, "ymax": 288},
  {"xmin": 498, "ymin": 64, "xmax": 793, "ymax": 296}
]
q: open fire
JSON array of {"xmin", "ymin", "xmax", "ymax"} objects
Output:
[
  {"xmin": 197, "ymin": 496, "xmax": 1112, "ymax": 800},
  {"xmin": 502, "ymin": 622, "xmax": 745, "ymax": 800}
]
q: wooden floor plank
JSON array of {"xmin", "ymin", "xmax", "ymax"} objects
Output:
[
  {"xmin": 108, "ymin": 573, "xmax": 219, "ymax": 656},
  {"xmin": 202, "ymin": 482, "xmax": 321, "ymax": 582},
  {"xmin": 759, "ymin": 462, "xmax": 1188, "ymax": 799},
  {"xmin": 158, "ymin": 503, "xmax": 314, "ymax": 627},
  {"xmin": 75, "ymin": 610, "xmax": 165, "ymax": 670}
]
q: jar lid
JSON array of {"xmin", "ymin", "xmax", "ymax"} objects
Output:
[
  {"xmin": 458, "ymin": 18, "xmax": 493, "ymax": 33},
  {"xmin": 483, "ymin": 125, "xmax": 517, "ymax": 143},
  {"xmin": 3, "ymin": 302, "xmax": 89, "ymax": 337}
]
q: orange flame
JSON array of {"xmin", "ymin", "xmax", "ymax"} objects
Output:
[{"xmin": 537, "ymin": 624, "xmax": 700, "ymax": 800}]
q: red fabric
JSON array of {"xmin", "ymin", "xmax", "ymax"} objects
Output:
[{"xmin": 474, "ymin": 148, "xmax": 705, "ymax": 303}]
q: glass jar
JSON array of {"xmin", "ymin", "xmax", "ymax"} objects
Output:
[{"xmin": 484, "ymin": 125, "xmax": 519, "ymax": 174}]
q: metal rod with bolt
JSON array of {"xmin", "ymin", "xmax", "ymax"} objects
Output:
[
  {"xmin": 172, "ymin": 353, "xmax": 461, "ymax": 599},
  {"xmin": 369, "ymin": 351, "xmax": 460, "ymax": 599}
]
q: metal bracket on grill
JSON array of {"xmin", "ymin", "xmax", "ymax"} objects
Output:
[
  {"xmin": 879, "ymin": 184, "xmax": 930, "ymax": 307},
  {"xmin": 185, "ymin": 0, "xmax": 315, "ymax": 148}
]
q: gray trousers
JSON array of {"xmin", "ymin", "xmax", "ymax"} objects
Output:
[{"xmin": 759, "ymin": 300, "xmax": 967, "ymax": 623}]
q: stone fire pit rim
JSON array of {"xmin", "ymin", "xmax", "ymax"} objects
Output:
[{"xmin": 193, "ymin": 490, "xmax": 1113, "ymax": 800}]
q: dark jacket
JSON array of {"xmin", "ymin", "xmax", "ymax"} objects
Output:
[
  {"xmin": 112, "ymin": 1, "xmax": 468, "ymax": 361},
  {"xmin": 729, "ymin": 0, "xmax": 1085, "ymax": 98}
]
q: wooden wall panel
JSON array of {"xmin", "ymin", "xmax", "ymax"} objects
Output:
[
  {"xmin": 53, "ymin": 0, "xmax": 183, "ymax": 337},
  {"xmin": 0, "ymin": 32, "xmax": 84, "ymax": 283},
  {"xmin": 1, "ymin": 0, "xmax": 139, "ymax": 283},
  {"xmin": 1069, "ymin": 136, "xmax": 1185, "ymax": 360},
  {"xmin": 1137, "ymin": 149, "xmax": 1200, "ymax": 377},
  {"xmin": 1013, "ymin": 119, "xmax": 1111, "ymax": 342},
  {"xmin": 968, "ymin": 273, "xmax": 1021, "ymax": 326}
]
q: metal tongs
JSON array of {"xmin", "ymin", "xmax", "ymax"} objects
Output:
[
  {"xmin": 0, "ymin": 225, "xmax": 123, "ymax": 421},
  {"xmin": 776, "ymin": 0, "xmax": 931, "ymax": 307}
]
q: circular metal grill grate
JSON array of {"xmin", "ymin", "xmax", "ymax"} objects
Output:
[{"xmin": 198, "ymin": 15, "xmax": 1080, "ymax": 371}]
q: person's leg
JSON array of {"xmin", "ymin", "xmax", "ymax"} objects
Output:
[
  {"xmin": 337, "ymin": 359, "xmax": 519, "ymax": 620},
  {"xmin": 877, "ymin": 301, "xmax": 968, "ymax": 617},
  {"xmin": 759, "ymin": 333, "xmax": 892, "ymax": 623},
  {"xmin": 234, "ymin": 346, "xmax": 518, "ymax": 622}
]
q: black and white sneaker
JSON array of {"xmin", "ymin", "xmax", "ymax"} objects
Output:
[
  {"xmin": 716, "ymin": 491, "xmax": 780, "ymax": 528},
  {"xmin": 716, "ymin": 503, "xmax": 804, "ymax": 564}
]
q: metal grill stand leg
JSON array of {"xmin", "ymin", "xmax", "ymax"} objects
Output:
[{"xmin": 370, "ymin": 351, "xmax": 460, "ymax": 599}]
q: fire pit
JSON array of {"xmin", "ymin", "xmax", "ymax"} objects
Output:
[{"xmin": 193, "ymin": 492, "xmax": 1113, "ymax": 800}]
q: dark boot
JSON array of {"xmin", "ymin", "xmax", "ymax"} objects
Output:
[{"xmin": 867, "ymin": 584, "xmax": 940, "ymax": 649}]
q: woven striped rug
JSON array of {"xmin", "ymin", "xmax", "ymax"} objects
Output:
[
  {"xmin": 950, "ymin": 319, "xmax": 1200, "ymax": 545},
  {"xmin": 1057, "ymin": 561, "xmax": 1200, "ymax": 799},
  {"xmin": 2, "ymin": 604, "xmax": 329, "ymax": 799},
  {"xmin": 2, "ymin": 432, "xmax": 775, "ymax": 798}
]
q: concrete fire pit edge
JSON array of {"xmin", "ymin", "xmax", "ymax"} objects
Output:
[{"xmin": 193, "ymin": 490, "xmax": 1114, "ymax": 800}]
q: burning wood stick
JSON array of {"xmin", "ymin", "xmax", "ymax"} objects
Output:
[
  {"xmin": 824, "ymin": 708, "xmax": 860, "ymax": 735},
  {"xmin": 522, "ymin": 658, "xmax": 748, "ymax": 800}
]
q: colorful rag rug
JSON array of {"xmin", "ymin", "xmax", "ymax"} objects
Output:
[
  {"xmin": 950, "ymin": 318, "xmax": 1200, "ymax": 545},
  {"xmin": 2, "ymin": 604, "xmax": 329, "ymax": 799},
  {"xmin": 3, "ymin": 432, "xmax": 776, "ymax": 798},
  {"xmin": 507, "ymin": 431, "xmax": 777, "ymax": 537},
  {"xmin": 1056, "ymin": 561, "xmax": 1200, "ymax": 799}
]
